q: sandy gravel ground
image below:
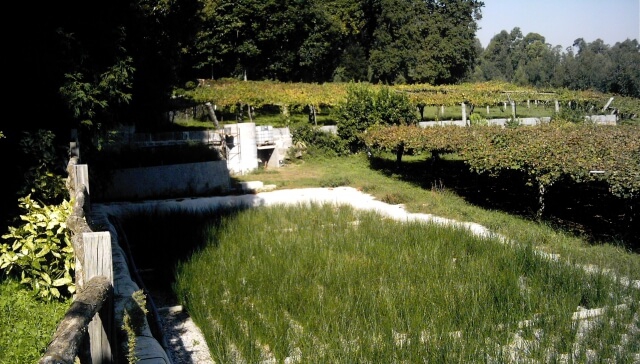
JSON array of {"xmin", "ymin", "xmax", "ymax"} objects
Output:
[{"xmin": 157, "ymin": 305, "xmax": 215, "ymax": 364}]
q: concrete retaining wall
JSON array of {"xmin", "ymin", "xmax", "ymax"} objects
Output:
[
  {"xmin": 586, "ymin": 114, "xmax": 617, "ymax": 125},
  {"xmin": 96, "ymin": 161, "xmax": 230, "ymax": 201},
  {"xmin": 418, "ymin": 117, "xmax": 553, "ymax": 128}
]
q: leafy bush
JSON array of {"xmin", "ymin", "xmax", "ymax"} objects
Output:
[
  {"xmin": 505, "ymin": 117, "xmax": 521, "ymax": 128},
  {"xmin": 334, "ymin": 83, "xmax": 416, "ymax": 152},
  {"xmin": 16, "ymin": 130, "xmax": 68, "ymax": 205},
  {"xmin": 290, "ymin": 123, "xmax": 348, "ymax": 158},
  {"xmin": 469, "ymin": 113, "xmax": 488, "ymax": 126},
  {"xmin": 553, "ymin": 104, "xmax": 588, "ymax": 123},
  {"xmin": 372, "ymin": 86, "xmax": 417, "ymax": 125},
  {"xmin": 0, "ymin": 196, "xmax": 75, "ymax": 301}
]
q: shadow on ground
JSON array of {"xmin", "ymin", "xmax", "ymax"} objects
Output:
[{"xmin": 369, "ymin": 155, "xmax": 639, "ymax": 252}]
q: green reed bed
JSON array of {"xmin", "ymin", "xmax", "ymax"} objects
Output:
[{"xmin": 173, "ymin": 204, "xmax": 640, "ymax": 363}]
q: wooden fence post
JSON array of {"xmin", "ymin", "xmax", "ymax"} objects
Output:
[
  {"xmin": 602, "ymin": 97, "xmax": 614, "ymax": 112},
  {"xmin": 70, "ymin": 130, "xmax": 80, "ymax": 160},
  {"xmin": 73, "ymin": 164, "xmax": 89, "ymax": 194},
  {"xmin": 83, "ymin": 232, "xmax": 116, "ymax": 363}
]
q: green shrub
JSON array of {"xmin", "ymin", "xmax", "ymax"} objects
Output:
[
  {"xmin": 505, "ymin": 117, "xmax": 521, "ymax": 128},
  {"xmin": 469, "ymin": 113, "xmax": 488, "ymax": 126},
  {"xmin": 553, "ymin": 104, "xmax": 588, "ymax": 123},
  {"xmin": 0, "ymin": 196, "xmax": 75, "ymax": 301},
  {"xmin": 17, "ymin": 130, "xmax": 68, "ymax": 205},
  {"xmin": 290, "ymin": 123, "xmax": 348, "ymax": 158},
  {"xmin": 334, "ymin": 83, "xmax": 416, "ymax": 152},
  {"xmin": 372, "ymin": 86, "xmax": 417, "ymax": 126}
]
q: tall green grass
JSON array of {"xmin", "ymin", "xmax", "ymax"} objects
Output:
[
  {"xmin": 172, "ymin": 204, "xmax": 640, "ymax": 363},
  {"xmin": 235, "ymin": 153, "xmax": 640, "ymax": 282}
]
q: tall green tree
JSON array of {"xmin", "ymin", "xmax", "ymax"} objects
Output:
[
  {"xmin": 474, "ymin": 28, "xmax": 520, "ymax": 82},
  {"xmin": 195, "ymin": 0, "xmax": 344, "ymax": 82},
  {"xmin": 512, "ymin": 33, "xmax": 562, "ymax": 87},
  {"xmin": 567, "ymin": 38, "xmax": 613, "ymax": 92},
  {"xmin": 605, "ymin": 39, "xmax": 640, "ymax": 98},
  {"xmin": 368, "ymin": 0, "xmax": 484, "ymax": 85},
  {"xmin": 476, "ymin": 32, "xmax": 639, "ymax": 98},
  {"xmin": 368, "ymin": 0, "xmax": 424, "ymax": 84},
  {"xmin": 329, "ymin": 0, "xmax": 376, "ymax": 82},
  {"xmin": 421, "ymin": 0, "xmax": 484, "ymax": 84},
  {"xmin": 194, "ymin": 0, "xmax": 483, "ymax": 84}
]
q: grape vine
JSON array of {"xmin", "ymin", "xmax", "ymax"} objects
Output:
[
  {"xmin": 181, "ymin": 79, "xmax": 640, "ymax": 116},
  {"xmin": 364, "ymin": 123, "xmax": 640, "ymax": 216}
]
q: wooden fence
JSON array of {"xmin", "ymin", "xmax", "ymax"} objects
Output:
[
  {"xmin": 38, "ymin": 142, "xmax": 172, "ymax": 363},
  {"xmin": 39, "ymin": 155, "xmax": 116, "ymax": 363}
]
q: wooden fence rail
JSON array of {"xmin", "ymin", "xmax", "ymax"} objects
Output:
[
  {"xmin": 39, "ymin": 144, "xmax": 172, "ymax": 363},
  {"xmin": 39, "ymin": 154, "xmax": 118, "ymax": 363},
  {"xmin": 39, "ymin": 276, "xmax": 112, "ymax": 364}
]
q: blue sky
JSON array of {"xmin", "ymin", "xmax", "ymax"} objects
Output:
[{"xmin": 476, "ymin": 0, "xmax": 640, "ymax": 50}]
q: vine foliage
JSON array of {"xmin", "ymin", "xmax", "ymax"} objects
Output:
[{"xmin": 364, "ymin": 124, "xmax": 640, "ymax": 217}]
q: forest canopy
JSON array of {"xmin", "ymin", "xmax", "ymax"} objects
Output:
[{"xmin": 9, "ymin": 0, "xmax": 640, "ymax": 134}]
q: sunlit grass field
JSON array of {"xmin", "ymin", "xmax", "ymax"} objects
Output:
[
  {"xmin": 111, "ymin": 149, "xmax": 640, "ymax": 363},
  {"xmin": 237, "ymin": 154, "xmax": 640, "ymax": 281},
  {"xmin": 168, "ymin": 203, "xmax": 639, "ymax": 362}
]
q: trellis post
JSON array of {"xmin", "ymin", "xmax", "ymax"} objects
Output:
[{"xmin": 461, "ymin": 103, "xmax": 467, "ymax": 126}]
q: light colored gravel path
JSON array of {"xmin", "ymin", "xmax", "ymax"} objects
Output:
[{"xmin": 157, "ymin": 305, "xmax": 214, "ymax": 364}]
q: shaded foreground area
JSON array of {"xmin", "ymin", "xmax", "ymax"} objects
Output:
[{"xmin": 369, "ymin": 156, "xmax": 639, "ymax": 252}]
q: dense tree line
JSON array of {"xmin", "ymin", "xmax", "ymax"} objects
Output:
[
  {"xmin": 10, "ymin": 0, "xmax": 485, "ymax": 134},
  {"xmin": 10, "ymin": 0, "xmax": 638, "ymax": 136},
  {"xmin": 471, "ymin": 27, "xmax": 640, "ymax": 98},
  {"xmin": 191, "ymin": 0, "xmax": 484, "ymax": 85}
]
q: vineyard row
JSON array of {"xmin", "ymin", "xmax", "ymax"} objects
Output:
[
  {"xmin": 180, "ymin": 79, "xmax": 640, "ymax": 117},
  {"xmin": 362, "ymin": 124, "xmax": 640, "ymax": 214}
]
